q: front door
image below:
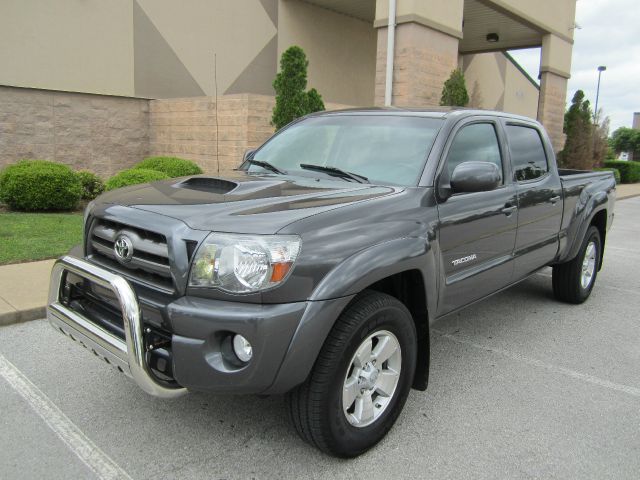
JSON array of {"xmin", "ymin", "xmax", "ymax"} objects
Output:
[{"xmin": 436, "ymin": 119, "xmax": 518, "ymax": 316}]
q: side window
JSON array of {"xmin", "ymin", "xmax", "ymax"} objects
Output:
[
  {"xmin": 506, "ymin": 125, "xmax": 549, "ymax": 182},
  {"xmin": 445, "ymin": 123, "xmax": 503, "ymax": 184}
]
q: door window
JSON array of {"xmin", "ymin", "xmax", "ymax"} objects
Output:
[
  {"xmin": 445, "ymin": 123, "xmax": 503, "ymax": 184},
  {"xmin": 506, "ymin": 125, "xmax": 549, "ymax": 182}
]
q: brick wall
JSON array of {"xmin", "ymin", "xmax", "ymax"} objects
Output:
[
  {"xmin": 374, "ymin": 23, "xmax": 459, "ymax": 107},
  {"xmin": 0, "ymin": 85, "xmax": 149, "ymax": 177},
  {"xmin": 0, "ymin": 86, "xmax": 350, "ymax": 178},
  {"xmin": 537, "ymin": 72, "xmax": 568, "ymax": 153},
  {"xmin": 148, "ymin": 94, "xmax": 274, "ymax": 174},
  {"xmin": 149, "ymin": 94, "xmax": 350, "ymax": 174}
]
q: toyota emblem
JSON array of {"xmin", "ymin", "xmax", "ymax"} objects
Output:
[{"xmin": 114, "ymin": 235, "xmax": 134, "ymax": 263}]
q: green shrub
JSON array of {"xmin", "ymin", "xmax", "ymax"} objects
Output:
[
  {"xmin": 272, "ymin": 46, "xmax": 325, "ymax": 130},
  {"xmin": 133, "ymin": 156, "xmax": 202, "ymax": 178},
  {"xmin": 77, "ymin": 170, "xmax": 105, "ymax": 200},
  {"xmin": 594, "ymin": 167, "xmax": 621, "ymax": 184},
  {"xmin": 440, "ymin": 68, "xmax": 470, "ymax": 107},
  {"xmin": 603, "ymin": 160, "xmax": 640, "ymax": 183},
  {"xmin": 0, "ymin": 160, "xmax": 82, "ymax": 211},
  {"xmin": 105, "ymin": 168, "xmax": 170, "ymax": 191}
]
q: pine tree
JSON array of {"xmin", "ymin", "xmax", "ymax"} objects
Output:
[
  {"xmin": 440, "ymin": 69, "xmax": 469, "ymax": 107},
  {"xmin": 560, "ymin": 90, "xmax": 594, "ymax": 169},
  {"xmin": 272, "ymin": 46, "xmax": 325, "ymax": 130}
]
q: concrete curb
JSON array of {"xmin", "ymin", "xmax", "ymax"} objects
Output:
[{"xmin": 0, "ymin": 306, "xmax": 47, "ymax": 327}]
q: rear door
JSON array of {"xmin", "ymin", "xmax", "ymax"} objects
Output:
[
  {"xmin": 504, "ymin": 122, "xmax": 563, "ymax": 279},
  {"xmin": 435, "ymin": 117, "xmax": 518, "ymax": 316}
]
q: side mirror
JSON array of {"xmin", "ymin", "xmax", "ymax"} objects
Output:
[{"xmin": 450, "ymin": 161, "xmax": 501, "ymax": 194}]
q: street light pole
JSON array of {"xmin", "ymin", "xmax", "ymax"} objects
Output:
[{"xmin": 594, "ymin": 65, "xmax": 606, "ymax": 123}]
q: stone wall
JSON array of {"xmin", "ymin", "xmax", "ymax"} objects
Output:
[
  {"xmin": 0, "ymin": 85, "xmax": 149, "ymax": 177},
  {"xmin": 374, "ymin": 23, "xmax": 459, "ymax": 107},
  {"xmin": 148, "ymin": 94, "xmax": 275, "ymax": 174},
  {"xmin": 149, "ymin": 94, "xmax": 350, "ymax": 173},
  {"xmin": 537, "ymin": 72, "xmax": 568, "ymax": 153},
  {"xmin": 0, "ymin": 86, "xmax": 350, "ymax": 178}
]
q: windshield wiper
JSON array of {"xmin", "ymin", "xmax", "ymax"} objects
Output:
[
  {"xmin": 245, "ymin": 159, "xmax": 286, "ymax": 175},
  {"xmin": 299, "ymin": 164, "xmax": 369, "ymax": 184}
]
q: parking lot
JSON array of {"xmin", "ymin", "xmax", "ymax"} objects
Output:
[{"xmin": 1, "ymin": 196, "xmax": 639, "ymax": 480}]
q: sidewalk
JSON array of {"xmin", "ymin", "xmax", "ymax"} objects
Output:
[
  {"xmin": 1, "ymin": 183, "xmax": 639, "ymax": 327},
  {"xmin": 616, "ymin": 183, "xmax": 640, "ymax": 200},
  {"xmin": 0, "ymin": 259, "xmax": 54, "ymax": 326}
]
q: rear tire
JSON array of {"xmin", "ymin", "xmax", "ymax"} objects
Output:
[
  {"xmin": 287, "ymin": 290, "xmax": 417, "ymax": 457},
  {"xmin": 552, "ymin": 225, "xmax": 601, "ymax": 304}
]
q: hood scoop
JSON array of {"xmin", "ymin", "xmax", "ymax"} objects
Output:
[{"xmin": 177, "ymin": 177, "xmax": 237, "ymax": 194}]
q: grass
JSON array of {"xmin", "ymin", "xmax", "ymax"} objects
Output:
[{"xmin": 0, "ymin": 212, "xmax": 83, "ymax": 265}]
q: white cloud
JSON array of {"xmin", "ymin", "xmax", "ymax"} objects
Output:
[{"xmin": 509, "ymin": 0, "xmax": 639, "ymax": 133}]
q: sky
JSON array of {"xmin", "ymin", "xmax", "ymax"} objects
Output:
[{"xmin": 509, "ymin": 0, "xmax": 640, "ymax": 133}]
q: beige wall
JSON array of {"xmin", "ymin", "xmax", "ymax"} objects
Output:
[
  {"xmin": 0, "ymin": 0, "xmax": 279, "ymax": 99},
  {"xmin": 463, "ymin": 52, "xmax": 539, "ymax": 119},
  {"xmin": 375, "ymin": 0, "xmax": 464, "ymax": 38},
  {"xmin": 484, "ymin": 0, "xmax": 577, "ymax": 42},
  {"xmin": 278, "ymin": 0, "xmax": 377, "ymax": 106},
  {"xmin": 0, "ymin": 0, "xmax": 134, "ymax": 96},
  {"xmin": 0, "ymin": 86, "xmax": 149, "ymax": 177},
  {"xmin": 540, "ymin": 34, "xmax": 573, "ymax": 78},
  {"xmin": 135, "ymin": 0, "xmax": 277, "ymax": 97},
  {"xmin": 502, "ymin": 58, "xmax": 539, "ymax": 118}
]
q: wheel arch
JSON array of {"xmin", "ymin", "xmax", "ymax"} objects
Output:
[
  {"xmin": 365, "ymin": 270, "xmax": 430, "ymax": 391},
  {"xmin": 309, "ymin": 237, "xmax": 436, "ymax": 392},
  {"xmin": 590, "ymin": 209, "xmax": 607, "ymax": 270}
]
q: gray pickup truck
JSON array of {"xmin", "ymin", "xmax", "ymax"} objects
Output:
[{"xmin": 48, "ymin": 108, "xmax": 616, "ymax": 457}]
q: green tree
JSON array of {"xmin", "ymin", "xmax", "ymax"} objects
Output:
[
  {"xmin": 592, "ymin": 112, "xmax": 610, "ymax": 167},
  {"xmin": 610, "ymin": 127, "xmax": 640, "ymax": 160},
  {"xmin": 272, "ymin": 46, "xmax": 325, "ymax": 130},
  {"xmin": 440, "ymin": 69, "xmax": 469, "ymax": 107},
  {"xmin": 560, "ymin": 90, "xmax": 594, "ymax": 169}
]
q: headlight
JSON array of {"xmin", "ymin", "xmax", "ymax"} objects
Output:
[{"xmin": 189, "ymin": 233, "xmax": 301, "ymax": 293}]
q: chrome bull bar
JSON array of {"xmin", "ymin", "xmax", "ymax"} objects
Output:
[{"xmin": 47, "ymin": 255, "xmax": 186, "ymax": 399}]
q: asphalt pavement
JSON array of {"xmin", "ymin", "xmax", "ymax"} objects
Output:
[{"xmin": 1, "ymin": 196, "xmax": 639, "ymax": 480}]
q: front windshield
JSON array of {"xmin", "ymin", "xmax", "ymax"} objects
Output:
[{"xmin": 248, "ymin": 115, "xmax": 443, "ymax": 186}]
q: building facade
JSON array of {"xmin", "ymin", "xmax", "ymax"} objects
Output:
[{"xmin": 0, "ymin": 0, "xmax": 576, "ymax": 173}]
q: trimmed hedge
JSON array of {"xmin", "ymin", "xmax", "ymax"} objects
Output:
[
  {"xmin": 603, "ymin": 160, "xmax": 640, "ymax": 183},
  {"xmin": 105, "ymin": 168, "xmax": 170, "ymax": 191},
  {"xmin": 594, "ymin": 167, "xmax": 621, "ymax": 184},
  {"xmin": 133, "ymin": 156, "xmax": 202, "ymax": 178},
  {"xmin": 0, "ymin": 160, "xmax": 82, "ymax": 211},
  {"xmin": 77, "ymin": 170, "xmax": 105, "ymax": 200}
]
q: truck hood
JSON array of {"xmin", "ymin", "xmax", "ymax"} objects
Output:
[{"xmin": 95, "ymin": 171, "xmax": 399, "ymax": 234}]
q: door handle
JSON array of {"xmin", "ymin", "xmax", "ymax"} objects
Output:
[
  {"xmin": 501, "ymin": 204, "xmax": 517, "ymax": 216},
  {"xmin": 549, "ymin": 195, "xmax": 561, "ymax": 205}
]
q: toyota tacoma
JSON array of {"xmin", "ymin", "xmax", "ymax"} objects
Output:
[{"xmin": 48, "ymin": 108, "xmax": 616, "ymax": 457}]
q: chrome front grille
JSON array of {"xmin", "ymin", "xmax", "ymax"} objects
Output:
[{"xmin": 88, "ymin": 218, "xmax": 174, "ymax": 291}]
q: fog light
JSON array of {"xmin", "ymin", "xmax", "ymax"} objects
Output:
[{"xmin": 232, "ymin": 334, "xmax": 253, "ymax": 363}]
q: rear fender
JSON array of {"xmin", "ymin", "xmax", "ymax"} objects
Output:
[{"xmin": 557, "ymin": 190, "xmax": 608, "ymax": 264}]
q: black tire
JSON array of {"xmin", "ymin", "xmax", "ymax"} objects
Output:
[
  {"xmin": 287, "ymin": 290, "xmax": 417, "ymax": 458},
  {"xmin": 552, "ymin": 225, "xmax": 601, "ymax": 304}
]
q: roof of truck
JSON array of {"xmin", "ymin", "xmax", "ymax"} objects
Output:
[{"xmin": 310, "ymin": 107, "xmax": 538, "ymax": 124}]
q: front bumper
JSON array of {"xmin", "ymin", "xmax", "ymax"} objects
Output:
[
  {"xmin": 47, "ymin": 255, "xmax": 353, "ymax": 397},
  {"xmin": 48, "ymin": 256, "xmax": 186, "ymax": 398}
]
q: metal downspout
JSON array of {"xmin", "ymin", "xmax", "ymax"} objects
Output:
[{"xmin": 384, "ymin": 0, "xmax": 396, "ymax": 106}]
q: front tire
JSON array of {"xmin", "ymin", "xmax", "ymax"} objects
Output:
[
  {"xmin": 552, "ymin": 225, "xmax": 601, "ymax": 304},
  {"xmin": 287, "ymin": 290, "xmax": 417, "ymax": 457}
]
